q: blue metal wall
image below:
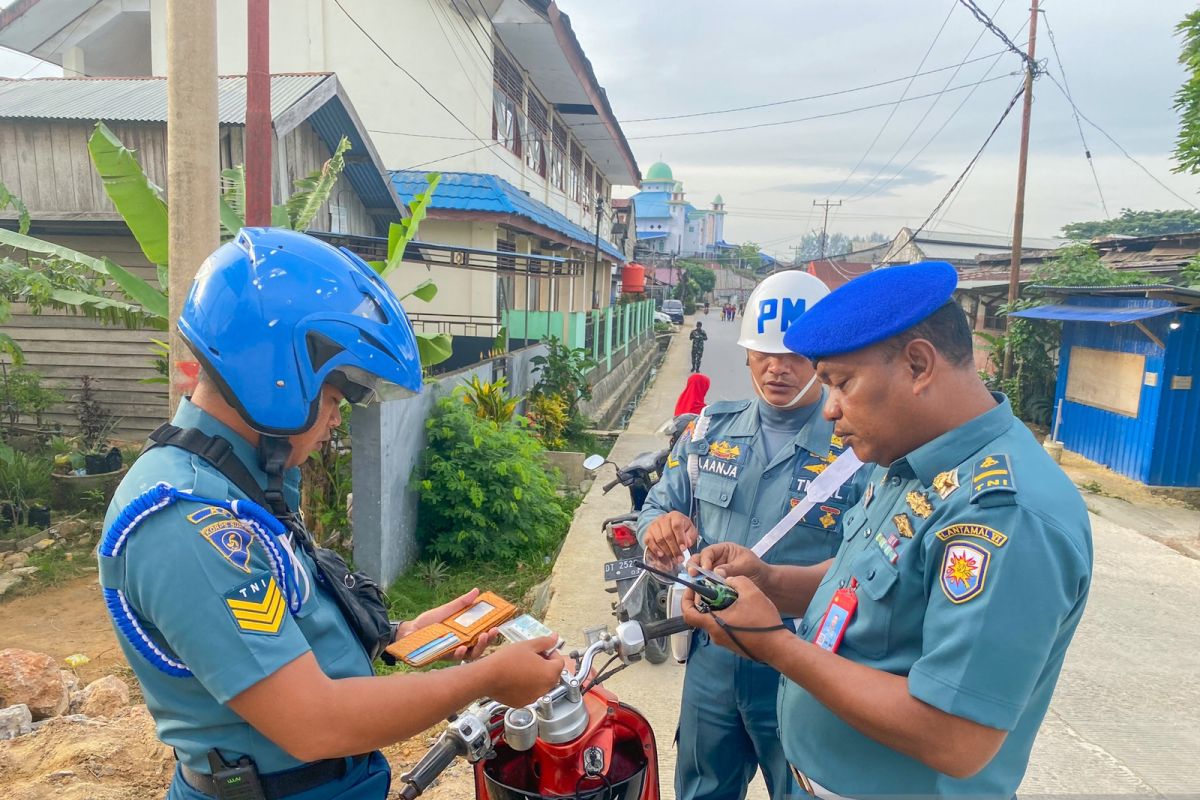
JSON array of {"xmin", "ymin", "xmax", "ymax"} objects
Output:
[
  {"xmin": 1054, "ymin": 297, "xmax": 1169, "ymax": 484},
  {"xmin": 1149, "ymin": 311, "xmax": 1200, "ymax": 486}
]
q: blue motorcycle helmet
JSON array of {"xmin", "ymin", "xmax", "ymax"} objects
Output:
[{"xmin": 178, "ymin": 228, "xmax": 423, "ymax": 436}]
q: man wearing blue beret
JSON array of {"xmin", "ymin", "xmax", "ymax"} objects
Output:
[{"xmin": 682, "ymin": 261, "xmax": 1093, "ymax": 798}]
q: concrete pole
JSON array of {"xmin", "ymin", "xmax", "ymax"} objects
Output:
[{"xmin": 166, "ymin": 0, "xmax": 220, "ymax": 413}]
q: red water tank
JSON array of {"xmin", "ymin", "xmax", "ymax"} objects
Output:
[{"xmin": 621, "ymin": 262, "xmax": 646, "ymax": 293}]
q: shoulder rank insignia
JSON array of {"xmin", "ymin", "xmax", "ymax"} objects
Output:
[
  {"xmin": 830, "ymin": 434, "xmax": 845, "ymax": 450},
  {"xmin": 971, "ymin": 453, "xmax": 1016, "ymax": 502},
  {"xmin": 666, "ymin": 453, "xmax": 681, "ymax": 469},
  {"xmin": 932, "ymin": 470, "xmax": 960, "ymax": 500},
  {"xmin": 892, "ymin": 513, "xmax": 914, "ymax": 538},
  {"xmin": 935, "ymin": 523, "xmax": 1008, "ymax": 547},
  {"xmin": 224, "ymin": 575, "xmax": 286, "ymax": 635},
  {"xmin": 941, "ymin": 542, "xmax": 990, "ymax": 603},
  {"xmin": 200, "ymin": 520, "xmax": 254, "ymax": 573},
  {"xmin": 906, "ymin": 490, "xmax": 933, "ymax": 519},
  {"xmin": 805, "ymin": 451, "xmax": 838, "ymax": 475}
]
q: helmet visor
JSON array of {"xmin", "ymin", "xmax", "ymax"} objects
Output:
[{"xmin": 329, "ymin": 365, "xmax": 419, "ymax": 407}]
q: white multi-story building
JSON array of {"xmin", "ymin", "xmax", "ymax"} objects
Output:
[{"xmin": 0, "ymin": 0, "xmax": 641, "ymax": 349}]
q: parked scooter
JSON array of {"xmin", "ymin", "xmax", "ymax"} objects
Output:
[
  {"xmin": 397, "ymin": 614, "xmax": 692, "ymax": 800},
  {"xmin": 583, "ymin": 414, "xmax": 694, "ymax": 666}
]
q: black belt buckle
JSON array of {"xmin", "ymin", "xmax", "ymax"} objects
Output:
[{"xmin": 207, "ymin": 751, "xmax": 267, "ymax": 800}]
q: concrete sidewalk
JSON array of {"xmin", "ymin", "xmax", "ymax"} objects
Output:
[
  {"xmin": 541, "ymin": 318, "xmax": 1200, "ymax": 797},
  {"xmin": 542, "ymin": 317, "xmax": 772, "ymax": 799}
]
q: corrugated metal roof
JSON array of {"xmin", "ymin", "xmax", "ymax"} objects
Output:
[
  {"xmin": 0, "ymin": 74, "xmax": 329, "ymax": 123},
  {"xmin": 390, "ymin": 170, "xmax": 624, "ymax": 261}
]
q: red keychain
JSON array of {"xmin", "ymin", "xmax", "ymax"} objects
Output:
[{"xmin": 813, "ymin": 578, "xmax": 858, "ymax": 653}]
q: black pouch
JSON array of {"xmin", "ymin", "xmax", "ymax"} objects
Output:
[{"xmin": 302, "ymin": 536, "xmax": 397, "ymax": 663}]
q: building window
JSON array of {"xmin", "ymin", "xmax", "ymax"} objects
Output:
[
  {"xmin": 492, "ymin": 48, "xmax": 523, "ymax": 156},
  {"xmin": 583, "ymin": 162, "xmax": 594, "ymax": 208},
  {"xmin": 550, "ymin": 119, "xmax": 567, "ymax": 191},
  {"xmin": 524, "ymin": 95, "xmax": 548, "ymax": 177},
  {"xmin": 569, "ymin": 142, "xmax": 583, "ymax": 204},
  {"xmin": 983, "ymin": 303, "xmax": 1003, "ymax": 330},
  {"xmin": 596, "ymin": 173, "xmax": 606, "ymax": 204}
]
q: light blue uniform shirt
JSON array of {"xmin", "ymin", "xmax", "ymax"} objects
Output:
[
  {"xmin": 783, "ymin": 395, "xmax": 1093, "ymax": 796},
  {"xmin": 101, "ymin": 400, "xmax": 374, "ymax": 774}
]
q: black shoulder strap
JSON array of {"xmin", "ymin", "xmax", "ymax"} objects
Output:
[{"xmin": 147, "ymin": 423, "xmax": 283, "ymax": 515}]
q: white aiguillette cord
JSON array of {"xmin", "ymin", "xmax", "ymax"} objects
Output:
[{"xmin": 751, "ymin": 448, "xmax": 864, "ymax": 559}]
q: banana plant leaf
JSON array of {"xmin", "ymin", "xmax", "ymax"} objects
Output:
[
  {"xmin": 285, "ymin": 136, "xmax": 351, "ymax": 232},
  {"xmin": 379, "ymin": 173, "xmax": 441, "ymax": 278},
  {"xmin": 88, "ymin": 122, "xmax": 169, "ymax": 268},
  {"xmin": 416, "ymin": 331, "xmax": 453, "ymax": 368}
]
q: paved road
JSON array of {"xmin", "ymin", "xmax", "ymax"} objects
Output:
[
  {"xmin": 688, "ymin": 311, "xmax": 756, "ymax": 403},
  {"xmin": 544, "ymin": 323, "xmax": 1200, "ymax": 798}
]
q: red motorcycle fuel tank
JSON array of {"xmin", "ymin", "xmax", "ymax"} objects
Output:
[{"xmin": 474, "ymin": 686, "xmax": 660, "ymax": 800}]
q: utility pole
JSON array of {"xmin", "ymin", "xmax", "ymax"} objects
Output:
[
  {"xmin": 245, "ymin": 0, "xmax": 272, "ymax": 227},
  {"xmin": 1002, "ymin": 0, "xmax": 1039, "ymax": 380},
  {"xmin": 167, "ymin": 0, "xmax": 219, "ymax": 413},
  {"xmin": 813, "ymin": 199, "xmax": 842, "ymax": 259}
]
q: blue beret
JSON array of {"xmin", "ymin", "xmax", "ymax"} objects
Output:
[{"xmin": 783, "ymin": 261, "xmax": 958, "ymax": 358}]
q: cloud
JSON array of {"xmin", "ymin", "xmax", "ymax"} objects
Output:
[{"xmin": 767, "ymin": 165, "xmax": 944, "ymax": 197}]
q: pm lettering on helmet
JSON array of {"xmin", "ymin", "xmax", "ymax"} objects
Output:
[{"xmin": 757, "ymin": 298, "xmax": 806, "ymax": 334}]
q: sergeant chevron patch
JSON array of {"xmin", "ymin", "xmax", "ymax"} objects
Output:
[{"xmin": 224, "ymin": 575, "xmax": 285, "ymax": 635}]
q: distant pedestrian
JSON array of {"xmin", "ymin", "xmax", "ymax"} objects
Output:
[
  {"xmin": 689, "ymin": 321, "xmax": 708, "ymax": 372},
  {"xmin": 674, "ymin": 373, "xmax": 711, "ymax": 416}
]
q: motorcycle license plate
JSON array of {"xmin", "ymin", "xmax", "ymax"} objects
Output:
[{"xmin": 603, "ymin": 559, "xmax": 640, "ymax": 582}]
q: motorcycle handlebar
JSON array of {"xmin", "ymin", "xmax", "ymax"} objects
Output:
[
  {"xmin": 397, "ymin": 734, "xmax": 465, "ymax": 800},
  {"xmin": 639, "ymin": 615, "xmax": 692, "ymax": 641},
  {"xmin": 603, "ymin": 477, "xmax": 621, "ymax": 492}
]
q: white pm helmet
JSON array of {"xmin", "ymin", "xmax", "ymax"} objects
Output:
[{"xmin": 737, "ymin": 271, "xmax": 831, "ymax": 353}]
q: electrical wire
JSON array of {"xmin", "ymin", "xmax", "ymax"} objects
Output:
[
  {"xmin": 845, "ymin": 0, "xmax": 1008, "ymax": 202},
  {"xmin": 828, "ymin": 0, "xmax": 960, "ymax": 199},
  {"xmin": 568, "ymin": 51, "xmax": 1008, "ymax": 127},
  {"xmin": 620, "ymin": 73, "xmax": 1019, "ymax": 142},
  {"xmin": 957, "ymin": 0, "xmax": 1039, "ymax": 73},
  {"xmin": 1042, "ymin": 12, "xmax": 1109, "ymax": 216},
  {"xmin": 1042, "ymin": 72, "xmax": 1198, "ymax": 211},
  {"xmin": 909, "ymin": 81, "xmax": 1027, "ymax": 242}
]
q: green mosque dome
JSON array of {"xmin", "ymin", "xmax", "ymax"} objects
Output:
[{"xmin": 645, "ymin": 161, "xmax": 674, "ymax": 182}]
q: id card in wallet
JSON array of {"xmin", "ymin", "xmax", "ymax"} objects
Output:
[{"xmin": 386, "ymin": 591, "xmax": 518, "ymax": 667}]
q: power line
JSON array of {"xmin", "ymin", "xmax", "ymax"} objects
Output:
[
  {"xmin": 845, "ymin": 0, "xmax": 1008, "ymax": 202},
  {"xmin": 909, "ymin": 81, "xmax": 1027, "ymax": 242},
  {"xmin": 570, "ymin": 51, "xmax": 1008, "ymax": 126},
  {"xmin": 620, "ymin": 73, "xmax": 1019, "ymax": 142},
  {"xmin": 1042, "ymin": 72, "xmax": 1198, "ymax": 211},
  {"xmin": 1042, "ymin": 12, "xmax": 1109, "ymax": 216},
  {"xmin": 829, "ymin": 0, "xmax": 960, "ymax": 199},
  {"xmin": 957, "ymin": 0, "xmax": 1039, "ymax": 73}
]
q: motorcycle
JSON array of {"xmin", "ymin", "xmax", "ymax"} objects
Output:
[
  {"xmin": 583, "ymin": 414, "xmax": 695, "ymax": 666},
  {"xmin": 397, "ymin": 614, "xmax": 692, "ymax": 800}
]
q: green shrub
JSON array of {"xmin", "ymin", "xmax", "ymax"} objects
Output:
[
  {"xmin": 459, "ymin": 375, "xmax": 519, "ymax": 424},
  {"xmin": 415, "ymin": 396, "xmax": 571, "ymax": 564},
  {"xmin": 531, "ymin": 337, "xmax": 596, "ymax": 417}
]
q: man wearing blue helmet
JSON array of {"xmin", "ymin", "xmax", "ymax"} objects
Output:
[
  {"xmin": 100, "ymin": 229, "xmax": 565, "ymax": 799},
  {"xmin": 682, "ymin": 262, "xmax": 1093, "ymax": 798}
]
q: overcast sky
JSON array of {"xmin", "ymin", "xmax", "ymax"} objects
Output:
[
  {"xmin": 554, "ymin": 0, "xmax": 1200, "ymax": 258},
  {"xmin": 3, "ymin": 1, "xmax": 1198, "ymax": 259}
]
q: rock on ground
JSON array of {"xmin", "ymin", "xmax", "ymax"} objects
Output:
[
  {"xmin": 0, "ymin": 704, "xmax": 33, "ymax": 740},
  {"xmin": 0, "ymin": 704, "xmax": 173, "ymax": 800},
  {"xmin": 0, "ymin": 650, "xmax": 68, "ymax": 721},
  {"xmin": 79, "ymin": 676, "xmax": 129, "ymax": 719}
]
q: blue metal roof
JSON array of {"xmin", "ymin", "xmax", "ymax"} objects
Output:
[
  {"xmin": 390, "ymin": 170, "xmax": 624, "ymax": 261},
  {"xmin": 1011, "ymin": 304, "xmax": 1179, "ymax": 323},
  {"xmin": 637, "ymin": 231, "xmax": 669, "ymax": 240}
]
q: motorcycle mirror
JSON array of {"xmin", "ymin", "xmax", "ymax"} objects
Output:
[{"xmin": 582, "ymin": 454, "xmax": 606, "ymax": 471}]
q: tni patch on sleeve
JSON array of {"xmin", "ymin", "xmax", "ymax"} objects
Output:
[{"xmin": 224, "ymin": 575, "xmax": 286, "ymax": 635}]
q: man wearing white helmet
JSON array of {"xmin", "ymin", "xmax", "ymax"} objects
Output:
[{"xmin": 637, "ymin": 271, "xmax": 864, "ymax": 800}]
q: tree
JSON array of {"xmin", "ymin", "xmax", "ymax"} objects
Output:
[
  {"xmin": 1173, "ymin": 9, "xmax": 1200, "ymax": 175},
  {"xmin": 794, "ymin": 231, "xmax": 887, "ymax": 261},
  {"xmin": 1060, "ymin": 208, "xmax": 1200, "ymax": 240}
]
